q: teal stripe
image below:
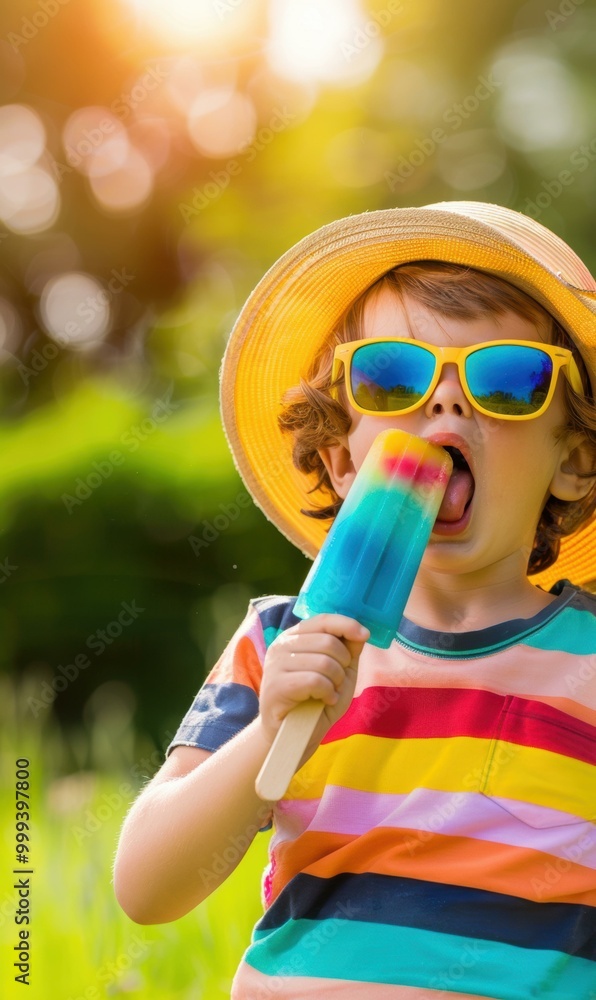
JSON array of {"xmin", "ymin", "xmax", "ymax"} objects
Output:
[
  {"xmin": 246, "ymin": 920, "xmax": 596, "ymax": 998},
  {"xmin": 524, "ymin": 606, "xmax": 596, "ymax": 654},
  {"xmin": 263, "ymin": 625, "xmax": 285, "ymax": 649}
]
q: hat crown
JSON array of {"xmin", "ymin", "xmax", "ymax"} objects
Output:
[{"xmin": 426, "ymin": 200, "xmax": 596, "ymax": 294}]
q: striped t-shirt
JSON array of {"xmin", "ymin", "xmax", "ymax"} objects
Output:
[{"xmin": 166, "ymin": 582, "xmax": 596, "ymax": 999}]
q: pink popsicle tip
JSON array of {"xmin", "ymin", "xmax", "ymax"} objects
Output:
[{"xmin": 381, "ymin": 451, "xmax": 451, "ymax": 487}]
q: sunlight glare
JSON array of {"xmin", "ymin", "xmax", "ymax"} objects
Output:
[
  {"xmin": 123, "ymin": 0, "xmax": 253, "ymax": 48},
  {"xmin": 267, "ymin": 0, "xmax": 382, "ymax": 86}
]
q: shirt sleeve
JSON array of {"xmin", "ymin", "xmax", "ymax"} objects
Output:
[{"xmin": 165, "ymin": 599, "xmax": 272, "ymax": 830}]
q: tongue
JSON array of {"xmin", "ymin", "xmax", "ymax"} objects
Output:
[{"xmin": 436, "ymin": 467, "xmax": 475, "ymax": 523}]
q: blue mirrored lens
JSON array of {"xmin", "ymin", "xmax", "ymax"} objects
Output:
[
  {"xmin": 466, "ymin": 345, "xmax": 553, "ymax": 415},
  {"xmin": 351, "ymin": 342, "xmax": 436, "ymax": 411}
]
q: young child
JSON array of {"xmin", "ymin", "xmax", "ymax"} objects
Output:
[{"xmin": 113, "ymin": 202, "xmax": 596, "ymax": 999}]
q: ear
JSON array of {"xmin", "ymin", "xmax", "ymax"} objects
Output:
[
  {"xmin": 550, "ymin": 433, "xmax": 596, "ymax": 502},
  {"xmin": 317, "ymin": 437, "xmax": 357, "ymax": 500}
]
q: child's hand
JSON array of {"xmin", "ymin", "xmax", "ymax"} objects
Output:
[{"xmin": 258, "ymin": 614, "xmax": 370, "ymax": 755}]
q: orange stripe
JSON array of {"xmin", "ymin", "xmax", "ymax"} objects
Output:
[
  {"xmin": 271, "ymin": 828, "xmax": 596, "ymax": 906},
  {"xmin": 206, "ymin": 633, "xmax": 263, "ymax": 690},
  {"xmin": 233, "ymin": 962, "xmax": 497, "ymax": 999}
]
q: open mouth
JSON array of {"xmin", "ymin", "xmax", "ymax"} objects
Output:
[{"xmin": 436, "ymin": 446, "xmax": 475, "ymax": 526}]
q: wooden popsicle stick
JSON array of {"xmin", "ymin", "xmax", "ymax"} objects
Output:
[{"xmin": 255, "ymin": 699, "xmax": 324, "ymax": 801}]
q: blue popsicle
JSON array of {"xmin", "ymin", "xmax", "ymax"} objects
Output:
[{"xmin": 293, "ymin": 428, "xmax": 453, "ymax": 647}]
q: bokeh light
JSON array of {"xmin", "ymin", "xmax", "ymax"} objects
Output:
[
  {"xmin": 164, "ymin": 54, "xmax": 210, "ymax": 114},
  {"xmin": 0, "ymin": 103, "xmax": 45, "ymax": 174},
  {"xmin": 89, "ymin": 147, "xmax": 154, "ymax": 213},
  {"xmin": 188, "ymin": 89, "xmax": 258, "ymax": 158},
  {"xmin": 40, "ymin": 272, "xmax": 112, "ymax": 349},
  {"xmin": 0, "ymin": 103, "xmax": 59, "ymax": 234},
  {"xmin": 0, "ymin": 163, "xmax": 60, "ymax": 235},
  {"xmin": 62, "ymin": 107, "xmax": 130, "ymax": 177},
  {"xmin": 493, "ymin": 41, "xmax": 588, "ymax": 151}
]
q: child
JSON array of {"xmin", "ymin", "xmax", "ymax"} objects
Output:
[{"xmin": 113, "ymin": 202, "xmax": 596, "ymax": 999}]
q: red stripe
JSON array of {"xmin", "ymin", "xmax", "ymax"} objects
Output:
[{"xmin": 323, "ymin": 687, "xmax": 596, "ymax": 766}]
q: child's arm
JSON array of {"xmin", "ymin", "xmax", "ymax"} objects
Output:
[
  {"xmin": 113, "ymin": 716, "xmax": 275, "ymax": 925},
  {"xmin": 113, "ymin": 613, "xmax": 368, "ymax": 925}
]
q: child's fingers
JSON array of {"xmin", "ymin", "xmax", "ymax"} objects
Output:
[
  {"xmin": 281, "ymin": 631, "xmax": 356, "ymax": 670},
  {"xmin": 284, "ymin": 669, "xmax": 342, "ymax": 706},
  {"xmin": 342, "ymin": 637, "xmax": 368, "ymax": 668},
  {"xmin": 287, "ymin": 613, "xmax": 370, "ymax": 644},
  {"xmin": 281, "ymin": 648, "xmax": 348, "ymax": 692}
]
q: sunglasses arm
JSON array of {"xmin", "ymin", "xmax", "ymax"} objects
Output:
[
  {"xmin": 329, "ymin": 357, "xmax": 344, "ymax": 402},
  {"xmin": 566, "ymin": 356, "xmax": 585, "ymax": 396}
]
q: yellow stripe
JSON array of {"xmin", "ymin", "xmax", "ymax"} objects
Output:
[
  {"xmin": 484, "ymin": 740, "xmax": 595, "ymax": 822},
  {"xmin": 287, "ymin": 735, "xmax": 595, "ymax": 822}
]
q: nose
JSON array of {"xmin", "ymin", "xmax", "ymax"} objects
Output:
[{"xmin": 424, "ymin": 362, "xmax": 473, "ymax": 419}]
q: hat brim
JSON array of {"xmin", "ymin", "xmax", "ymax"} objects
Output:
[{"xmin": 220, "ymin": 203, "xmax": 596, "ymax": 590}]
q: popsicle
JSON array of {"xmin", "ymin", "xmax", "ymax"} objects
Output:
[{"xmin": 255, "ymin": 429, "xmax": 453, "ymax": 801}]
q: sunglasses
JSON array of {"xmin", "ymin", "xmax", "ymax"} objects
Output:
[{"xmin": 330, "ymin": 338, "xmax": 584, "ymax": 420}]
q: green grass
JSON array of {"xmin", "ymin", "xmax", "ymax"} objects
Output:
[{"xmin": 0, "ymin": 682, "xmax": 271, "ymax": 1000}]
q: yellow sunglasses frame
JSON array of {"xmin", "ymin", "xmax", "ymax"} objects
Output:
[{"xmin": 330, "ymin": 338, "xmax": 584, "ymax": 421}]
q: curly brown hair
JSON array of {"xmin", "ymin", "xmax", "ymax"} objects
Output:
[{"xmin": 277, "ymin": 262, "xmax": 596, "ymax": 576}]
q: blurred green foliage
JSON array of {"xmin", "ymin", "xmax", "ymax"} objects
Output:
[{"xmin": 0, "ymin": 681, "xmax": 271, "ymax": 999}]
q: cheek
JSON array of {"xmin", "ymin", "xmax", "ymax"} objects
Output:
[
  {"xmin": 345, "ymin": 415, "xmax": 377, "ymax": 468},
  {"xmin": 483, "ymin": 428, "xmax": 559, "ymax": 503}
]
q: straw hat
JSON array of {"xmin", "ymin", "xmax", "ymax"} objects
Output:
[{"xmin": 220, "ymin": 201, "xmax": 596, "ymax": 590}]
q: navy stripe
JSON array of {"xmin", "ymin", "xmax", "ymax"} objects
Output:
[
  {"xmin": 396, "ymin": 582, "xmax": 578, "ymax": 657},
  {"xmin": 166, "ymin": 681, "xmax": 259, "ymax": 753},
  {"xmin": 257, "ymin": 872, "xmax": 596, "ymax": 961},
  {"xmin": 251, "ymin": 594, "xmax": 299, "ymax": 637}
]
